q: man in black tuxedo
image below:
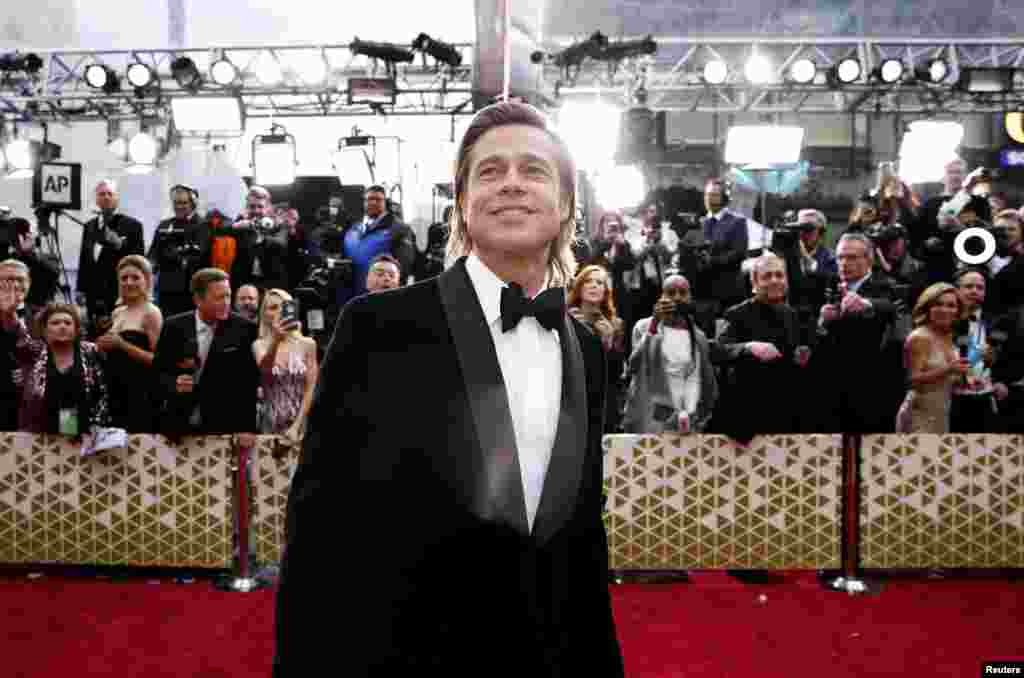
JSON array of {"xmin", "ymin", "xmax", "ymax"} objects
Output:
[
  {"xmin": 77, "ymin": 180, "xmax": 144, "ymax": 333},
  {"xmin": 151, "ymin": 268, "xmax": 259, "ymax": 441},
  {"xmin": 815, "ymin": 233, "xmax": 898, "ymax": 433},
  {"xmin": 149, "ymin": 185, "xmax": 207, "ymax": 318},
  {"xmin": 274, "ymin": 101, "xmax": 623, "ymax": 677}
]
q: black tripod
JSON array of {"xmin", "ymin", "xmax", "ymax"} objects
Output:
[{"xmin": 33, "ymin": 207, "xmax": 78, "ymax": 305}]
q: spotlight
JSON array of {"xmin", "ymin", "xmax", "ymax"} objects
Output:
[
  {"xmin": 830, "ymin": 58, "xmax": 862, "ymax": 85},
  {"xmin": 128, "ymin": 132, "xmax": 159, "ymax": 165},
  {"xmin": 534, "ymin": 31, "xmax": 608, "ymax": 69},
  {"xmin": 211, "ymin": 57, "xmax": 239, "ymax": 86},
  {"xmin": 252, "ymin": 52, "xmax": 283, "ymax": 85},
  {"xmin": 350, "ymin": 38, "xmax": 415, "ymax": 65},
  {"xmin": 412, "ymin": 33, "xmax": 462, "ymax": 68},
  {"xmin": 702, "ymin": 60, "xmax": 728, "ymax": 85},
  {"xmin": 957, "ymin": 67, "xmax": 1015, "ymax": 93},
  {"xmin": 171, "ymin": 56, "xmax": 202, "ymax": 89},
  {"xmin": 126, "ymin": 62, "xmax": 155, "ymax": 89},
  {"xmin": 3, "ymin": 139, "xmax": 33, "ymax": 172},
  {"xmin": 596, "ymin": 36, "xmax": 657, "ymax": 62},
  {"xmin": 875, "ymin": 59, "xmax": 904, "ymax": 84},
  {"xmin": 789, "ymin": 58, "xmax": 816, "ymax": 84},
  {"xmin": 0, "ymin": 52, "xmax": 43, "ymax": 74},
  {"xmin": 745, "ymin": 55, "xmax": 773, "ymax": 84},
  {"xmin": 85, "ymin": 63, "xmax": 120, "ymax": 93},
  {"xmin": 915, "ymin": 58, "xmax": 949, "ymax": 84},
  {"xmin": 252, "ymin": 123, "xmax": 298, "ymax": 186}
]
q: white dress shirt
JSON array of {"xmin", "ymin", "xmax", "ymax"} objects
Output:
[
  {"xmin": 465, "ymin": 254, "xmax": 562, "ymax": 532},
  {"xmin": 190, "ymin": 312, "xmax": 216, "ymax": 427},
  {"xmin": 660, "ymin": 326, "xmax": 700, "ymax": 416}
]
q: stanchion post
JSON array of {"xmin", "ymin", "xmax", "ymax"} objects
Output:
[
  {"xmin": 215, "ymin": 436, "xmax": 270, "ymax": 592},
  {"xmin": 822, "ymin": 432, "xmax": 883, "ymax": 595}
]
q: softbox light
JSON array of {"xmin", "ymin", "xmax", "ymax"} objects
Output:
[{"xmin": 724, "ymin": 125, "xmax": 804, "ymax": 166}]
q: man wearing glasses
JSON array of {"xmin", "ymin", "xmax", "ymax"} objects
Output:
[{"xmin": 0, "ymin": 259, "xmax": 32, "ymax": 430}]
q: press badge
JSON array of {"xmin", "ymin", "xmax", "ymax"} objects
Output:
[{"xmin": 59, "ymin": 409, "xmax": 79, "ymax": 436}]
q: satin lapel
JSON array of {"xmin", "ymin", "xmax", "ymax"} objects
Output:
[
  {"xmin": 437, "ymin": 258, "xmax": 529, "ymax": 537},
  {"xmin": 532, "ymin": 312, "xmax": 587, "ymax": 545}
]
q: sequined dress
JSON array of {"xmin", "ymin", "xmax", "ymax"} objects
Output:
[
  {"xmin": 260, "ymin": 347, "xmax": 307, "ymax": 434},
  {"xmin": 902, "ymin": 341, "xmax": 957, "ymax": 433}
]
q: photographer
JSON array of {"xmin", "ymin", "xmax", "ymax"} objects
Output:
[
  {"xmin": 920, "ymin": 168, "xmax": 995, "ymax": 285},
  {"xmin": 1, "ymin": 215, "xmax": 59, "ymax": 315},
  {"xmin": 622, "ymin": 273, "xmax": 718, "ymax": 435},
  {"xmin": 231, "ymin": 186, "xmax": 288, "ymax": 291},
  {"xmin": 149, "ymin": 185, "xmax": 206, "ymax": 318},
  {"xmin": 815, "ymin": 233, "xmax": 899, "ymax": 433},
  {"xmin": 989, "ymin": 209, "xmax": 1024, "ymax": 318},
  {"xmin": 77, "ymin": 180, "xmax": 144, "ymax": 336}
]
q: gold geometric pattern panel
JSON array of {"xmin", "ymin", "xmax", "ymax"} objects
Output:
[
  {"xmin": 861, "ymin": 434, "xmax": 1024, "ymax": 569},
  {"xmin": 0, "ymin": 433, "xmax": 233, "ymax": 568},
  {"xmin": 603, "ymin": 434, "xmax": 841, "ymax": 570},
  {"xmin": 250, "ymin": 437, "xmax": 300, "ymax": 565}
]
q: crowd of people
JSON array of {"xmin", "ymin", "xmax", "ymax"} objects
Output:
[{"xmin": 0, "ymin": 153, "xmax": 1023, "ymax": 446}]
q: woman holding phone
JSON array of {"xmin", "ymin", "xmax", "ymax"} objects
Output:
[{"xmin": 252, "ymin": 289, "xmax": 319, "ymax": 443}]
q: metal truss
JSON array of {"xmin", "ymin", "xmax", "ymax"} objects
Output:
[
  {"xmin": 542, "ymin": 36, "xmax": 1024, "ymax": 114},
  {"xmin": 0, "ymin": 43, "xmax": 476, "ymax": 125}
]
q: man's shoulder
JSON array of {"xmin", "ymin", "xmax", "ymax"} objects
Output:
[{"xmin": 725, "ymin": 298, "xmax": 754, "ymax": 317}]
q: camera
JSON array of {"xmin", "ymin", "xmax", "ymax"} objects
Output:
[{"xmin": 865, "ymin": 222, "xmax": 907, "ymax": 244}]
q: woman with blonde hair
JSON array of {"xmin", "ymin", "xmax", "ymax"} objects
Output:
[
  {"xmin": 95, "ymin": 255, "xmax": 163, "ymax": 431},
  {"xmin": 252, "ymin": 288, "xmax": 319, "ymax": 443},
  {"xmin": 896, "ymin": 282, "xmax": 969, "ymax": 433},
  {"xmin": 568, "ymin": 264, "xmax": 626, "ymax": 432}
]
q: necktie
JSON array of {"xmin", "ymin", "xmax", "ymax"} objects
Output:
[{"xmin": 500, "ymin": 283, "xmax": 565, "ymax": 333}]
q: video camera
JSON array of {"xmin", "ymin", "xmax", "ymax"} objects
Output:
[
  {"xmin": 865, "ymin": 222, "xmax": 907, "ymax": 244},
  {"xmin": 768, "ymin": 210, "xmax": 817, "ymax": 251}
]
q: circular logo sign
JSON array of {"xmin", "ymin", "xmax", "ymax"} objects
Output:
[{"xmin": 953, "ymin": 227, "xmax": 996, "ymax": 266}]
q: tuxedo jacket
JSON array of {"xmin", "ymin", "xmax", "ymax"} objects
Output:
[
  {"xmin": 699, "ymin": 211, "xmax": 749, "ymax": 305},
  {"xmin": 274, "ymin": 257, "xmax": 624, "ymax": 677},
  {"xmin": 151, "ymin": 311, "xmax": 259, "ymax": 436},
  {"xmin": 77, "ymin": 213, "xmax": 145, "ymax": 314}
]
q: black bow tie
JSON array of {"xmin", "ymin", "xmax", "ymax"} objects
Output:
[{"xmin": 500, "ymin": 282, "xmax": 565, "ymax": 333}]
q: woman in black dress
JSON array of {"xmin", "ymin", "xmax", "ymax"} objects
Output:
[{"xmin": 95, "ymin": 255, "xmax": 164, "ymax": 432}]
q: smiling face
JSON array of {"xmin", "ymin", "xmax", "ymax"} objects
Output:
[
  {"xmin": 462, "ymin": 124, "xmax": 567, "ymax": 265},
  {"xmin": 957, "ymin": 272, "xmax": 985, "ymax": 312},
  {"xmin": 579, "ymin": 269, "xmax": 608, "ymax": 306},
  {"xmin": 195, "ymin": 280, "xmax": 232, "ymax": 323},
  {"xmin": 928, "ymin": 291, "xmax": 962, "ymax": 331},
  {"xmin": 118, "ymin": 264, "xmax": 148, "ymax": 302},
  {"xmin": 752, "ymin": 257, "xmax": 788, "ymax": 304}
]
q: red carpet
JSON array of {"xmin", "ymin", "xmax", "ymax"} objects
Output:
[{"xmin": 2, "ymin": 571, "xmax": 1022, "ymax": 677}]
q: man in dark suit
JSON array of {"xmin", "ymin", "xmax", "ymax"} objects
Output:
[
  {"xmin": 152, "ymin": 267, "xmax": 259, "ymax": 441},
  {"xmin": 274, "ymin": 101, "xmax": 623, "ymax": 677},
  {"xmin": 696, "ymin": 178, "xmax": 748, "ymax": 335},
  {"xmin": 815, "ymin": 233, "xmax": 898, "ymax": 433},
  {"xmin": 149, "ymin": 185, "xmax": 207, "ymax": 318},
  {"xmin": 76, "ymin": 180, "xmax": 144, "ymax": 334}
]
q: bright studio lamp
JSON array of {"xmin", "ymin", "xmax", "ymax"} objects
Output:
[{"xmin": 724, "ymin": 125, "xmax": 804, "ymax": 167}]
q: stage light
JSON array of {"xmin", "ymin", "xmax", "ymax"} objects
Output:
[
  {"xmin": 3, "ymin": 139, "xmax": 33, "ymax": 172},
  {"xmin": 350, "ymin": 38, "xmax": 415, "ymax": 64},
  {"xmin": 126, "ymin": 62, "xmax": 155, "ymax": 89},
  {"xmin": 412, "ymin": 33, "xmax": 462, "ymax": 68},
  {"xmin": 170, "ymin": 97, "xmax": 243, "ymax": 134},
  {"xmin": 128, "ymin": 132, "xmax": 159, "ymax": 165},
  {"xmin": 703, "ymin": 60, "xmax": 728, "ymax": 85},
  {"xmin": 789, "ymin": 58, "xmax": 816, "ymax": 84},
  {"xmin": 593, "ymin": 165, "xmax": 646, "ymax": 210},
  {"xmin": 876, "ymin": 59, "xmax": 904, "ymax": 84},
  {"xmin": 252, "ymin": 52, "xmax": 283, "ymax": 85},
  {"xmin": 556, "ymin": 100, "xmax": 621, "ymax": 171},
  {"xmin": 532, "ymin": 31, "xmax": 608, "ymax": 69},
  {"xmin": 725, "ymin": 125, "xmax": 804, "ymax": 166},
  {"xmin": 957, "ymin": 67, "xmax": 1015, "ymax": 93},
  {"xmin": 0, "ymin": 52, "xmax": 43, "ymax": 74},
  {"xmin": 744, "ymin": 55, "xmax": 773, "ymax": 84},
  {"xmin": 171, "ymin": 56, "xmax": 202, "ymax": 89},
  {"xmin": 899, "ymin": 121, "xmax": 963, "ymax": 184},
  {"xmin": 85, "ymin": 63, "xmax": 120, "ymax": 93},
  {"xmin": 596, "ymin": 36, "xmax": 657, "ymax": 62},
  {"xmin": 211, "ymin": 57, "xmax": 239, "ymax": 86},
  {"xmin": 829, "ymin": 58, "xmax": 862, "ymax": 85},
  {"xmin": 915, "ymin": 58, "xmax": 949, "ymax": 84},
  {"xmin": 252, "ymin": 123, "xmax": 298, "ymax": 186}
]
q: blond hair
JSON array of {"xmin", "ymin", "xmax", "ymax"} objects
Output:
[
  {"xmin": 258, "ymin": 288, "xmax": 303, "ymax": 340},
  {"xmin": 444, "ymin": 100, "xmax": 579, "ymax": 288},
  {"xmin": 912, "ymin": 282, "xmax": 964, "ymax": 328}
]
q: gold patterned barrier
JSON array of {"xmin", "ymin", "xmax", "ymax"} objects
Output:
[
  {"xmin": 603, "ymin": 434, "xmax": 843, "ymax": 570},
  {"xmin": 860, "ymin": 434, "xmax": 1024, "ymax": 569},
  {"xmin": 250, "ymin": 437, "xmax": 301, "ymax": 566},
  {"xmin": 0, "ymin": 433, "xmax": 234, "ymax": 568}
]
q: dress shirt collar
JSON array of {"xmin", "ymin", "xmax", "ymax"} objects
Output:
[
  {"xmin": 846, "ymin": 272, "xmax": 871, "ymax": 293},
  {"xmin": 465, "ymin": 253, "xmax": 550, "ymax": 328},
  {"xmin": 195, "ymin": 311, "xmax": 218, "ymax": 335}
]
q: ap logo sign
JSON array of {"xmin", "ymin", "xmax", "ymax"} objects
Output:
[{"xmin": 40, "ymin": 164, "xmax": 73, "ymax": 203}]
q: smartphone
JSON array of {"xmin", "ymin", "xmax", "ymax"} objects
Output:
[{"xmin": 280, "ymin": 300, "xmax": 299, "ymax": 325}]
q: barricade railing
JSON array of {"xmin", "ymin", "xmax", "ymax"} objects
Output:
[{"xmin": 0, "ymin": 432, "xmax": 1020, "ymax": 595}]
